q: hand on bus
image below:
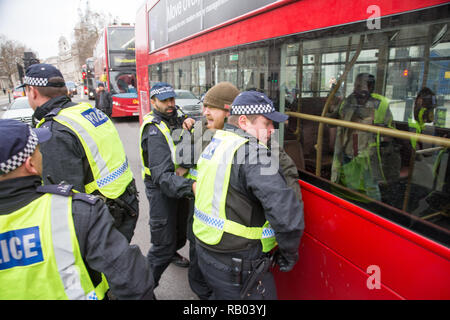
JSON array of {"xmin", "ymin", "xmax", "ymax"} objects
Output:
[{"xmin": 183, "ymin": 118, "xmax": 195, "ymax": 132}]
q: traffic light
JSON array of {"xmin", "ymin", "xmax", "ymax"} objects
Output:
[
  {"xmin": 402, "ymin": 69, "xmax": 409, "ymax": 77},
  {"xmin": 82, "ymin": 72, "xmax": 86, "ymax": 79},
  {"xmin": 268, "ymin": 72, "xmax": 278, "ymax": 83}
]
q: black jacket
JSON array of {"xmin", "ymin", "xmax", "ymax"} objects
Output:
[
  {"xmin": 34, "ymin": 96, "xmax": 134, "ymax": 201},
  {"xmin": 141, "ymin": 109, "xmax": 194, "ymax": 198},
  {"xmin": 96, "ymin": 90, "xmax": 112, "ymax": 116},
  {"xmin": 0, "ymin": 176, "xmax": 153, "ymax": 299},
  {"xmin": 34, "ymin": 96, "xmax": 93, "ymax": 190},
  {"xmin": 197, "ymin": 124, "xmax": 304, "ymax": 254}
]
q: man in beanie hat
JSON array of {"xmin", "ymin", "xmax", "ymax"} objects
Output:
[
  {"xmin": 192, "ymin": 91, "xmax": 304, "ymax": 300},
  {"xmin": 176, "ymin": 82, "xmax": 240, "ymax": 170},
  {"xmin": 23, "ymin": 63, "xmax": 139, "ymax": 243},
  {"xmin": 202, "ymin": 82, "xmax": 239, "ymax": 130},
  {"xmin": 0, "ymin": 119, "xmax": 154, "ymax": 300},
  {"xmin": 175, "ymin": 82, "xmax": 240, "ymax": 299}
]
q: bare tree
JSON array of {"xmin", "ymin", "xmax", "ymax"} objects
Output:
[
  {"xmin": 73, "ymin": 0, "xmax": 109, "ymax": 69},
  {"xmin": 0, "ymin": 34, "xmax": 33, "ymax": 87}
]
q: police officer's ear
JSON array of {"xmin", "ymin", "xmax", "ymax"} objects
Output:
[
  {"xmin": 26, "ymin": 85, "xmax": 38, "ymax": 99},
  {"xmin": 237, "ymin": 115, "xmax": 249, "ymax": 130},
  {"xmin": 24, "ymin": 147, "xmax": 42, "ymax": 177},
  {"xmin": 25, "ymin": 85, "xmax": 41, "ymax": 110}
]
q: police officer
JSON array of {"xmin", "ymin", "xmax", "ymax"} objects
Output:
[
  {"xmin": 176, "ymin": 82, "xmax": 240, "ymax": 299},
  {"xmin": 139, "ymin": 82, "xmax": 196, "ymax": 289},
  {"xmin": 22, "ymin": 64, "xmax": 138, "ymax": 243},
  {"xmin": 0, "ymin": 119, "xmax": 154, "ymax": 299},
  {"xmin": 193, "ymin": 91, "xmax": 305, "ymax": 300}
]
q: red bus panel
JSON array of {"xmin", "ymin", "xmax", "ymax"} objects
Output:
[
  {"xmin": 136, "ymin": 0, "xmax": 450, "ymax": 299},
  {"xmin": 274, "ymin": 180, "xmax": 450, "ymax": 299}
]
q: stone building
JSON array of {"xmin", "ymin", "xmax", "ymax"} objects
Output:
[{"xmin": 57, "ymin": 36, "xmax": 82, "ymax": 83}]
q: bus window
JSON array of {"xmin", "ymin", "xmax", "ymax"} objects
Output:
[
  {"xmin": 277, "ymin": 20, "xmax": 449, "ymax": 245},
  {"xmin": 191, "ymin": 57, "xmax": 207, "ymax": 97},
  {"xmin": 109, "ymin": 72, "xmax": 137, "ymax": 94},
  {"xmin": 211, "ymin": 51, "xmax": 239, "ymax": 87},
  {"xmin": 237, "ymin": 46, "xmax": 269, "ymax": 92},
  {"xmin": 174, "ymin": 60, "xmax": 191, "ymax": 91}
]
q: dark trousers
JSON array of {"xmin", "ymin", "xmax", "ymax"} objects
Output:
[
  {"xmin": 195, "ymin": 243, "xmax": 277, "ymax": 300},
  {"xmin": 146, "ymin": 186, "xmax": 188, "ymax": 287},
  {"xmin": 186, "ymin": 199, "xmax": 212, "ymax": 299}
]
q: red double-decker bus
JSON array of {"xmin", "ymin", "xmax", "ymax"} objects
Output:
[
  {"xmin": 135, "ymin": 0, "xmax": 450, "ymax": 299},
  {"xmin": 93, "ymin": 25, "xmax": 139, "ymax": 117}
]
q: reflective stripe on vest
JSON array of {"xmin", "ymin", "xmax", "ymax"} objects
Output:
[
  {"xmin": 50, "ymin": 195, "xmax": 98, "ymax": 300},
  {"xmin": 38, "ymin": 103, "xmax": 132, "ymax": 199},
  {"xmin": 194, "ymin": 207, "xmax": 275, "ymax": 239},
  {"xmin": 0, "ymin": 194, "xmax": 108, "ymax": 300},
  {"xmin": 193, "ymin": 130, "xmax": 277, "ymax": 252}
]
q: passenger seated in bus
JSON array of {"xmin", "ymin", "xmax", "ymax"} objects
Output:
[
  {"xmin": 331, "ymin": 73, "xmax": 400, "ymax": 201},
  {"xmin": 409, "ymin": 87, "xmax": 437, "ymax": 144},
  {"xmin": 406, "ymin": 88, "xmax": 449, "ymax": 216}
]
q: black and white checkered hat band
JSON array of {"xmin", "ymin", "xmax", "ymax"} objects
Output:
[
  {"xmin": 24, "ymin": 76, "xmax": 49, "ymax": 87},
  {"xmin": 231, "ymin": 104, "xmax": 274, "ymax": 115},
  {"xmin": 0, "ymin": 128, "xmax": 38, "ymax": 174},
  {"xmin": 150, "ymin": 87, "xmax": 174, "ymax": 97}
]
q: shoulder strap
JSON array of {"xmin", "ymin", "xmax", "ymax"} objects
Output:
[
  {"xmin": 36, "ymin": 184, "xmax": 101, "ymax": 205},
  {"xmin": 36, "ymin": 184, "xmax": 73, "ymax": 196},
  {"xmin": 72, "ymin": 193, "xmax": 102, "ymax": 205}
]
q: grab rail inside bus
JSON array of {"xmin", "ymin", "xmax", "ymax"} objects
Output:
[
  {"xmin": 286, "ymin": 111, "xmax": 450, "ymax": 150},
  {"xmin": 286, "ymin": 111, "xmax": 449, "ymax": 218}
]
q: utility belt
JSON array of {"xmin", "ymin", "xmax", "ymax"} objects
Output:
[
  {"xmin": 100, "ymin": 180, "xmax": 139, "ymax": 228},
  {"xmin": 201, "ymin": 246, "xmax": 275, "ymax": 299}
]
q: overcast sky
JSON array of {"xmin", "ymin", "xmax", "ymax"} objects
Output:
[{"xmin": 0, "ymin": 0, "xmax": 144, "ymax": 59}]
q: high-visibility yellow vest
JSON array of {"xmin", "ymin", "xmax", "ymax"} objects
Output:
[
  {"xmin": 139, "ymin": 112, "xmax": 197, "ymax": 180},
  {"xmin": 193, "ymin": 130, "xmax": 277, "ymax": 253},
  {"xmin": 37, "ymin": 103, "xmax": 133, "ymax": 199},
  {"xmin": 408, "ymin": 107, "xmax": 427, "ymax": 150},
  {"xmin": 0, "ymin": 193, "xmax": 108, "ymax": 300}
]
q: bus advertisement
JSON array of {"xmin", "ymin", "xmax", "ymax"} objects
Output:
[
  {"xmin": 135, "ymin": 0, "xmax": 450, "ymax": 299},
  {"xmin": 93, "ymin": 25, "xmax": 139, "ymax": 117}
]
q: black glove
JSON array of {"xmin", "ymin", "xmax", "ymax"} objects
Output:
[{"xmin": 275, "ymin": 250, "xmax": 298, "ymax": 272}]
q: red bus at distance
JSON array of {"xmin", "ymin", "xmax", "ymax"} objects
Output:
[
  {"xmin": 93, "ymin": 25, "xmax": 139, "ymax": 117},
  {"xmin": 135, "ymin": 0, "xmax": 450, "ymax": 299}
]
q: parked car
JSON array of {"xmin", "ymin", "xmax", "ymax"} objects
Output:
[
  {"xmin": 66, "ymin": 81, "xmax": 77, "ymax": 97},
  {"xmin": 174, "ymin": 89, "xmax": 202, "ymax": 118},
  {"xmin": 1, "ymin": 97, "xmax": 34, "ymax": 125},
  {"xmin": 13, "ymin": 85, "xmax": 26, "ymax": 99}
]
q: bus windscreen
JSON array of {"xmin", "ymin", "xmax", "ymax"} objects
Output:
[{"xmin": 108, "ymin": 27, "xmax": 135, "ymax": 52}]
